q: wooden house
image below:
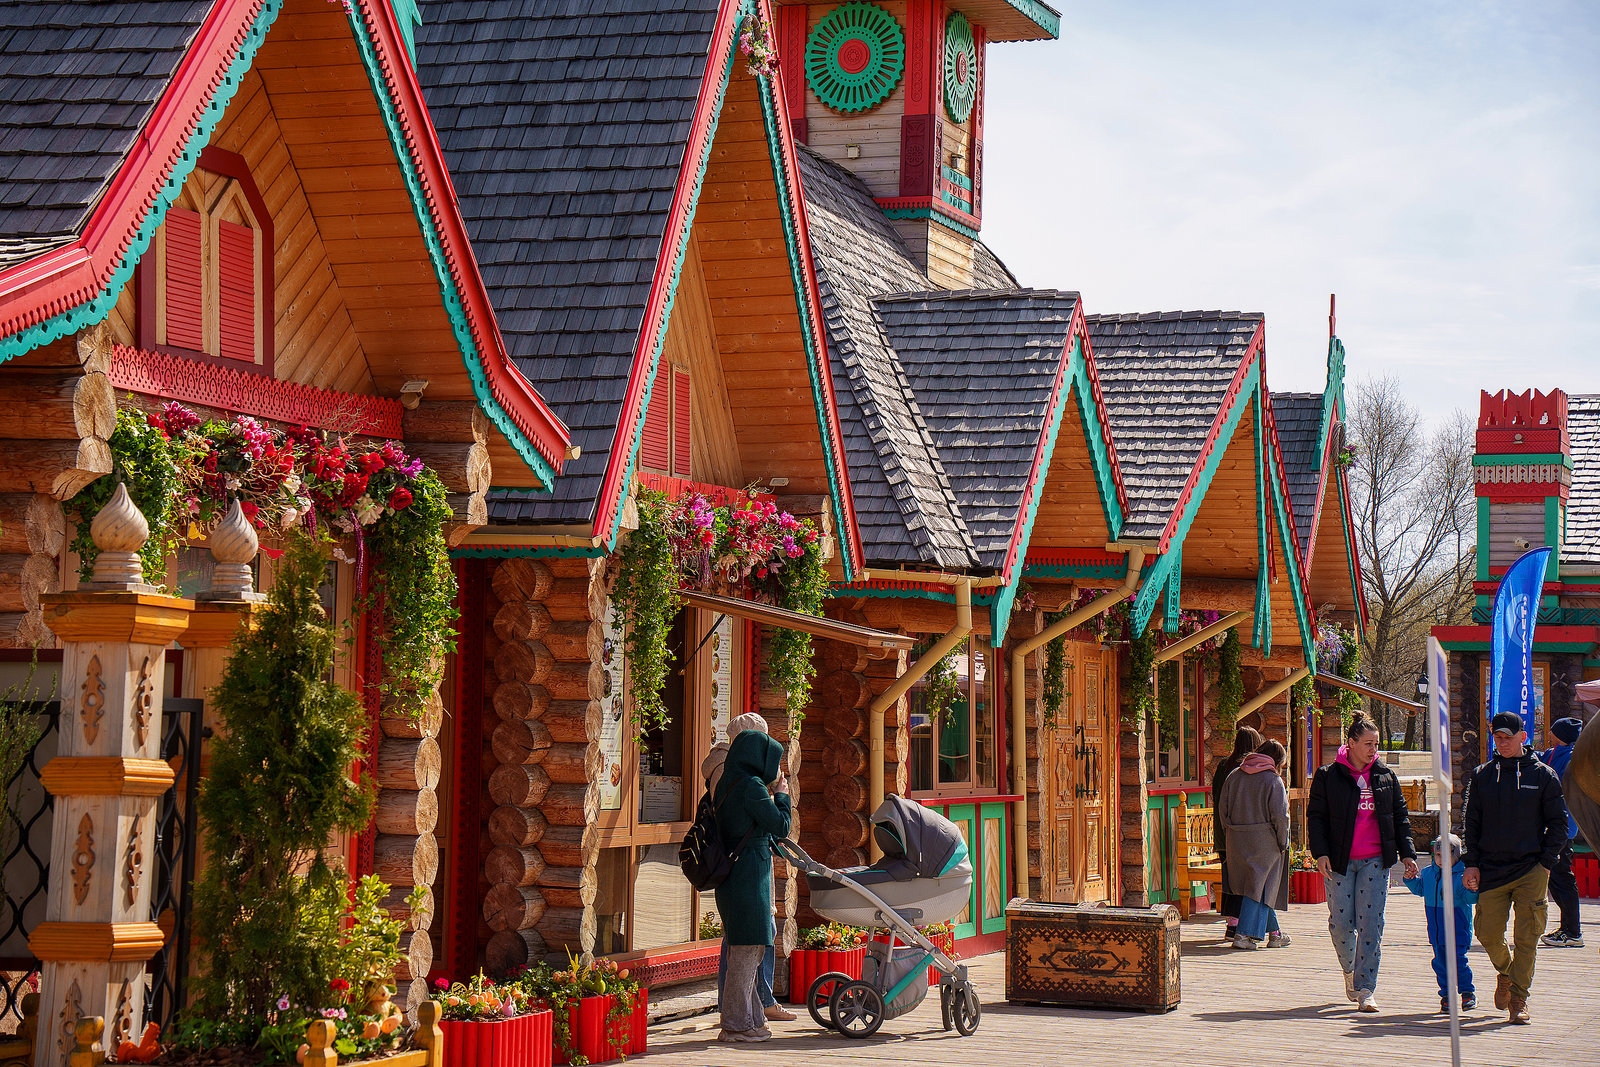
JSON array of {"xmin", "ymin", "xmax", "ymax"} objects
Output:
[
  {"xmin": 1433, "ymin": 389, "xmax": 1600, "ymax": 814},
  {"xmin": 408, "ymin": 0, "xmax": 872, "ymax": 987},
  {"xmin": 0, "ymin": 0, "xmax": 572, "ymax": 1038}
]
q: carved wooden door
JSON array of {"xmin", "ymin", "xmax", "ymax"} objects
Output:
[
  {"xmin": 1078, "ymin": 657, "xmax": 1110, "ymax": 904},
  {"xmin": 1048, "ymin": 650, "xmax": 1079, "ymax": 903}
]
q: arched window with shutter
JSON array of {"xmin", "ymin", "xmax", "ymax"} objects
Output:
[{"xmin": 138, "ymin": 147, "xmax": 274, "ymax": 373}]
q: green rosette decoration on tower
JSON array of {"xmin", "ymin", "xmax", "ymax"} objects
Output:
[
  {"xmin": 943, "ymin": 11, "xmax": 978, "ymax": 123},
  {"xmin": 806, "ymin": 2, "xmax": 906, "ymax": 113}
]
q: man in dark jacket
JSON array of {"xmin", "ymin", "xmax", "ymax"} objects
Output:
[
  {"xmin": 1537, "ymin": 716, "xmax": 1584, "ymax": 948},
  {"xmin": 1462, "ymin": 711, "xmax": 1570, "ymax": 1025}
]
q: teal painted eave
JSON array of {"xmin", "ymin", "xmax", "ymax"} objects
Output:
[
  {"xmin": 0, "ymin": 0, "xmax": 285, "ymax": 364},
  {"xmin": 1267, "ymin": 439, "xmax": 1316, "ymax": 663},
  {"xmin": 1473, "ymin": 453, "xmax": 1571, "ymax": 468},
  {"xmin": 1003, "ymin": 0, "xmax": 1062, "ymax": 38}
]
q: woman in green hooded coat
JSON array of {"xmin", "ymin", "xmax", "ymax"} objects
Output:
[{"xmin": 713, "ymin": 729, "xmax": 792, "ymax": 1042}]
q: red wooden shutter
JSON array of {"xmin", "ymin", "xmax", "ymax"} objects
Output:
[
  {"xmin": 163, "ymin": 208, "xmax": 204, "ymax": 350},
  {"xmin": 217, "ymin": 220, "xmax": 256, "ymax": 362},
  {"xmin": 639, "ymin": 374, "xmax": 671, "ymax": 472},
  {"xmin": 672, "ymin": 368, "xmax": 692, "ymax": 478}
]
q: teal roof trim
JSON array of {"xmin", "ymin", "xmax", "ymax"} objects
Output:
[
  {"xmin": 0, "ymin": 0, "xmax": 285, "ymax": 364},
  {"xmin": 1004, "ymin": 0, "xmax": 1061, "ymax": 38},
  {"xmin": 1070, "ymin": 353, "xmax": 1126, "ymax": 541},
  {"xmin": 1253, "ymin": 388, "xmax": 1270, "ymax": 650},
  {"xmin": 1163, "ymin": 543, "xmax": 1182, "ymax": 633},
  {"xmin": 1267, "ymin": 426, "xmax": 1316, "ymax": 663}
]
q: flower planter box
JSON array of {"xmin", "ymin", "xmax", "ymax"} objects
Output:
[
  {"xmin": 1574, "ymin": 851, "xmax": 1599, "ymax": 899},
  {"xmin": 786, "ymin": 946, "xmax": 865, "ymax": 1004},
  {"xmin": 552, "ymin": 991, "xmax": 648, "ymax": 1064},
  {"xmin": 440, "ymin": 1010, "xmax": 552, "ymax": 1067},
  {"xmin": 1291, "ymin": 870, "xmax": 1326, "ymax": 905}
]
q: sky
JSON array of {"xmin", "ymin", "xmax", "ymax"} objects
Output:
[{"xmin": 980, "ymin": 1, "xmax": 1600, "ymax": 427}]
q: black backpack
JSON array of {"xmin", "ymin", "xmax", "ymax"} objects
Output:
[{"xmin": 679, "ymin": 788, "xmax": 754, "ymax": 892}]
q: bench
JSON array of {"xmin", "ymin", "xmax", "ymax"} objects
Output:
[{"xmin": 1174, "ymin": 797, "xmax": 1223, "ymax": 919}]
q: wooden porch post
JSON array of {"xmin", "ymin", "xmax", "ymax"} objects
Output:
[{"xmin": 30, "ymin": 486, "xmax": 192, "ymax": 1066}]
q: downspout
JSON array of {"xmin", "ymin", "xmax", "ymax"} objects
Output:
[
  {"xmin": 1008, "ymin": 545, "xmax": 1147, "ymax": 900},
  {"xmin": 1238, "ymin": 665, "xmax": 1312, "ymax": 718},
  {"xmin": 1153, "ymin": 611, "xmax": 1248, "ymax": 664},
  {"xmin": 859, "ymin": 570, "xmax": 1005, "ymax": 861}
]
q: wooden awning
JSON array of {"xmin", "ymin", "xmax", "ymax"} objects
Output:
[{"xmin": 681, "ymin": 591, "xmax": 916, "ymax": 650}]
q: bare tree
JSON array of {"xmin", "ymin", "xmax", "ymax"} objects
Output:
[{"xmin": 1348, "ymin": 376, "xmax": 1476, "ymax": 746}]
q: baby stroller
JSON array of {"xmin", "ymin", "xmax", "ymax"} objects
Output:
[{"xmin": 775, "ymin": 796, "xmax": 982, "ymax": 1039}]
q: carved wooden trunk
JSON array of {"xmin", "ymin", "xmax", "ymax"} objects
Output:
[{"xmin": 1004, "ymin": 899, "xmax": 1180, "ymax": 1013}]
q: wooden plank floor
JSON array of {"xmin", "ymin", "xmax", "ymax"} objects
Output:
[{"xmin": 643, "ymin": 890, "xmax": 1599, "ymax": 1066}]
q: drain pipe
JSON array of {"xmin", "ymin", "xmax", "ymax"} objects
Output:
[
  {"xmin": 858, "ymin": 571, "xmax": 1007, "ymax": 860},
  {"xmin": 1153, "ymin": 611, "xmax": 1248, "ymax": 664},
  {"xmin": 1238, "ymin": 665, "xmax": 1312, "ymax": 718},
  {"xmin": 1008, "ymin": 545, "xmax": 1147, "ymax": 901}
]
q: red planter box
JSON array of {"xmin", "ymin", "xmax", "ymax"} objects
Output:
[
  {"xmin": 1291, "ymin": 870, "xmax": 1327, "ymax": 905},
  {"xmin": 439, "ymin": 1009, "xmax": 553, "ymax": 1067},
  {"xmin": 786, "ymin": 946, "xmax": 865, "ymax": 1004},
  {"xmin": 553, "ymin": 990, "xmax": 648, "ymax": 1064},
  {"xmin": 1575, "ymin": 852, "xmax": 1599, "ymax": 899}
]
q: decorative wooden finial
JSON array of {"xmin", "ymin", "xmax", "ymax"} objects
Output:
[
  {"xmin": 68, "ymin": 1016, "xmax": 105, "ymax": 1067},
  {"xmin": 201, "ymin": 498, "xmax": 265, "ymax": 602},
  {"xmin": 88, "ymin": 483, "xmax": 149, "ymax": 588}
]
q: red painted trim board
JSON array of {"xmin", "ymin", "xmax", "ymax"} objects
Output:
[{"xmin": 445, "ymin": 558, "xmax": 485, "ymax": 982}]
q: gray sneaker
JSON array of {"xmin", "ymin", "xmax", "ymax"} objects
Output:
[
  {"xmin": 1541, "ymin": 930, "xmax": 1584, "ymax": 948},
  {"xmin": 1231, "ymin": 934, "xmax": 1259, "ymax": 950},
  {"xmin": 1267, "ymin": 932, "xmax": 1292, "ymax": 948}
]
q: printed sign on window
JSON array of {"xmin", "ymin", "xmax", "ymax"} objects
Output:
[
  {"xmin": 599, "ymin": 602, "xmax": 627, "ymax": 811},
  {"xmin": 708, "ymin": 614, "xmax": 735, "ymax": 744}
]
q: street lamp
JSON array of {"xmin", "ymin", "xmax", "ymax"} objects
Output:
[
  {"xmin": 1416, "ymin": 674, "xmax": 1428, "ymax": 701},
  {"xmin": 1415, "ymin": 674, "xmax": 1430, "ymax": 750}
]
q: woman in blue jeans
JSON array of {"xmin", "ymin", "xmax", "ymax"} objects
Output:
[{"xmin": 1308, "ymin": 713, "xmax": 1418, "ymax": 1014}]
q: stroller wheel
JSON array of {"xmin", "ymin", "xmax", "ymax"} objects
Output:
[
  {"xmin": 938, "ymin": 985, "xmax": 953, "ymax": 1031},
  {"xmin": 829, "ymin": 980, "xmax": 886, "ymax": 1039},
  {"xmin": 807, "ymin": 971, "xmax": 850, "ymax": 1031},
  {"xmin": 952, "ymin": 985, "xmax": 981, "ymax": 1036}
]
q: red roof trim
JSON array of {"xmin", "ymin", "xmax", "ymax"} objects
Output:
[
  {"xmin": 354, "ymin": 0, "xmax": 570, "ymax": 474},
  {"xmin": 0, "ymin": 0, "xmax": 268, "ymax": 340}
]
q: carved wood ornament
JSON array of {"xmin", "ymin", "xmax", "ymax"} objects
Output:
[
  {"xmin": 81, "ymin": 654, "xmax": 104, "ymax": 744},
  {"xmin": 133, "ymin": 654, "xmax": 155, "ymax": 748},
  {"xmin": 112, "ymin": 978, "xmax": 133, "ymax": 1043},
  {"xmin": 124, "ymin": 813, "xmax": 144, "ymax": 909},
  {"xmin": 71, "ymin": 813, "xmax": 95, "ymax": 905},
  {"xmin": 58, "ymin": 978, "xmax": 82, "ymax": 1057}
]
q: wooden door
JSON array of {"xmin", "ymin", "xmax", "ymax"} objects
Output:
[
  {"xmin": 1048, "ymin": 648, "xmax": 1079, "ymax": 903},
  {"xmin": 1078, "ymin": 656, "xmax": 1110, "ymax": 904},
  {"xmin": 1045, "ymin": 645, "xmax": 1120, "ymax": 905}
]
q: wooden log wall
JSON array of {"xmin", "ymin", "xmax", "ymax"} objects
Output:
[
  {"xmin": 401, "ymin": 401, "xmax": 491, "ymax": 544},
  {"xmin": 0, "ymin": 323, "xmax": 118, "ymax": 648},
  {"xmin": 482, "ymin": 556, "xmax": 603, "ymax": 975},
  {"xmin": 376, "ymin": 667, "xmax": 444, "ymax": 1008}
]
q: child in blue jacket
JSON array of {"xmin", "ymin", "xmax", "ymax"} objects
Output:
[{"xmin": 1403, "ymin": 833, "xmax": 1478, "ymax": 1012}]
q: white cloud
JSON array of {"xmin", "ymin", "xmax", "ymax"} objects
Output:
[{"xmin": 979, "ymin": 2, "xmax": 1600, "ymax": 416}]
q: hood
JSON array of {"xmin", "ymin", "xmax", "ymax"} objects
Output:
[
  {"xmin": 1240, "ymin": 753, "xmax": 1278, "ymax": 774},
  {"xmin": 725, "ymin": 728, "xmax": 782, "ymax": 786},
  {"xmin": 1335, "ymin": 744, "xmax": 1375, "ymax": 775}
]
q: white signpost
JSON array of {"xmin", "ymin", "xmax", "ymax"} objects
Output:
[{"xmin": 1428, "ymin": 636, "xmax": 1461, "ymax": 1067}]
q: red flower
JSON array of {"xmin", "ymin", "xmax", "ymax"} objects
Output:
[
  {"xmin": 433, "ymin": 977, "xmax": 448, "ymax": 991},
  {"xmin": 239, "ymin": 500, "xmax": 262, "ymax": 528},
  {"xmin": 330, "ymin": 979, "xmax": 350, "ymax": 993},
  {"xmin": 361, "ymin": 453, "xmax": 386, "ymax": 474},
  {"xmin": 146, "ymin": 414, "xmax": 168, "ymax": 438},
  {"xmin": 388, "ymin": 487, "xmax": 413, "ymax": 510}
]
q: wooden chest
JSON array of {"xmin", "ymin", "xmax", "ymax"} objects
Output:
[{"xmin": 1004, "ymin": 899, "xmax": 1180, "ymax": 1013}]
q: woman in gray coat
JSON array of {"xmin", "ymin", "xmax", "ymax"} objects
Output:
[{"xmin": 1222, "ymin": 739, "xmax": 1291, "ymax": 949}]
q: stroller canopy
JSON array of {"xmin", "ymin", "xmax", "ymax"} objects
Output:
[{"xmin": 871, "ymin": 796, "xmax": 968, "ymax": 879}]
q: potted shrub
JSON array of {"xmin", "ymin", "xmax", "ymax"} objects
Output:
[
  {"xmin": 787, "ymin": 923, "xmax": 866, "ymax": 1005},
  {"xmin": 1290, "ymin": 850, "xmax": 1326, "ymax": 905},
  {"xmin": 519, "ymin": 956, "xmax": 646, "ymax": 1065},
  {"xmin": 435, "ymin": 974, "xmax": 551, "ymax": 1067}
]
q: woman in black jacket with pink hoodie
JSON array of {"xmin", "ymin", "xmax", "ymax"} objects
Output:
[{"xmin": 1307, "ymin": 713, "xmax": 1418, "ymax": 1014}]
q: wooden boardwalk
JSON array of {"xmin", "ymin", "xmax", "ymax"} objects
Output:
[{"xmin": 642, "ymin": 889, "xmax": 1598, "ymax": 1066}]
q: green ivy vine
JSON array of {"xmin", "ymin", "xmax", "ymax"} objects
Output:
[
  {"xmin": 1041, "ymin": 617, "xmax": 1067, "ymax": 731},
  {"xmin": 766, "ymin": 533, "xmax": 830, "ymax": 732},
  {"xmin": 610, "ymin": 490, "xmax": 678, "ymax": 737},
  {"xmin": 1124, "ymin": 618, "xmax": 1158, "ymax": 729},
  {"xmin": 65, "ymin": 406, "xmax": 186, "ymax": 582},
  {"xmin": 364, "ymin": 468, "xmax": 458, "ymax": 716},
  {"xmin": 923, "ymin": 638, "xmax": 964, "ymax": 725},
  {"xmin": 1216, "ymin": 627, "xmax": 1243, "ymax": 730},
  {"xmin": 1157, "ymin": 659, "xmax": 1180, "ymax": 753}
]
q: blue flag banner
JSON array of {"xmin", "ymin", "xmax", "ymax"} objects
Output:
[{"xmin": 1489, "ymin": 546, "xmax": 1553, "ymax": 733}]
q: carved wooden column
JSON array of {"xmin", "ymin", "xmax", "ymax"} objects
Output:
[{"xmin": 30, "ymin": 485, "xmax": 192, "ymax": 1067}]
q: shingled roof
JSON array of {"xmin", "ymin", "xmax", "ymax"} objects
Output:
[
  {"xmin": 797, "ymin": 145, "xmax": 977, "ymax": 570},
  {"xmin": 1087, "ymin": 311, "xmax": 1263, "ymax": 541},
  {"xmin": 1568, "ymin": 394, "xmax": 1600, "ymax": 565},
  {"xmin": 0, "ymin": 0, "xmax": 212, "ymax": 270},
  {"xmin": 414, "ymin": 0, "xmax": 720, "ymax": 525},
  {"xmin": 1272, "ymin": 391, "xmax": 1324, "ymax": 555},
  {"xmin": 876, "ymin": 289, "xmax": 1083, "ymax": 571}
]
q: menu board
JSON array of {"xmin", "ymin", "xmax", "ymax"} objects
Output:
[
  {"xmin": 708, "ymin": 613, "xmax": 735, "ymax": 744},
  {"xmin": 598, "ymin": 602, "xmax": 627, "ymax": 811}
]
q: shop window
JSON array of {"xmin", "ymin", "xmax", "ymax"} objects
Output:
[
  {"xmin": 138, "ymin": 147, "xmax": 272, "ymax": 371},
  {"xmin": 1147, "ymin": 656, "xmax": 1203, "ymax": 785},
  {"xmin": 908, "ymin": 639, "xmax": 996, "ymax": 794},
  {"xmin": 1478, "ymin": 659, "xmax": 1550, "ymax": 746}
]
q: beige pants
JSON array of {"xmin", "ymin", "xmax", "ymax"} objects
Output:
[{"xmin": 1474, "ymin": 864, "xmax": 1549, "ymax": 999}]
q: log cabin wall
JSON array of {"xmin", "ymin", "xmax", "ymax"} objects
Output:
[{"xmin": 482, "ymin": 557, "xmax": 604, "ymax": 973}]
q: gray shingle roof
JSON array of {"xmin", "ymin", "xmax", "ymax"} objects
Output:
[
  {"xmin": 414, "ymin": 0, "xmax": 720, "ymax": 526},
  {"xmin": 797, "ymin": 145, "xmax": 977, "ymax": 570},
  {"xmin": 1272, "ymin": 392, "xmax": 1324, "ymax": 555},
  {"xmin": 0, "ymin": 1, "xmax": 211, "ymax": 270},
  {"xmin": 875, "ymin": 289, "xmax": 1083, "ymax": 571},
  {"xmin": 1568, "ymin": 394, "xmax": 1600, "ymax": 565},
  {"xmin": 1087, "ymin": 311, "xmax": 1262, "ymax": 541}
]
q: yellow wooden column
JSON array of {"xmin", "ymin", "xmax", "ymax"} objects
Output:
[{"xmin": 30, "ymin": 486, "xmax": 192, "ymax": 1066}]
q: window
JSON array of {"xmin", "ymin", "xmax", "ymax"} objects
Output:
[
  {"xmin": 639, "ymin": 365, "xmax": 693, "ymax": 476},
  {"xmin": 1479, "ymin": 658, "xmax": 1551, "ymax": 746},
  {"xmin": 1147, "ymin": 655, "xmax": 1202, "ymax": 784},
  {"xmin": 138, "ymin": 147, "xmax": 273, "ymax": 371},
  {"xmin": 908, "ymin": 639, "xmax": 997, "ymax": 794}
]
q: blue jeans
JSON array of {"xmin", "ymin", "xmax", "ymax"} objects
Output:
[
  {"xmin": 1425, "ymin": 905, "xmax": 1474, "ymax": 999},
  {"xmin": 1327, "ymin": 856, "xmax": 1389, "ymax": 995},
  {"xmin": 717, "ymin": 941, "xmax": 775, "ymax": 1009},
  {"xmin": 1237, "ymin": 896, "xmax": 1278, "ymax": 941}
]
